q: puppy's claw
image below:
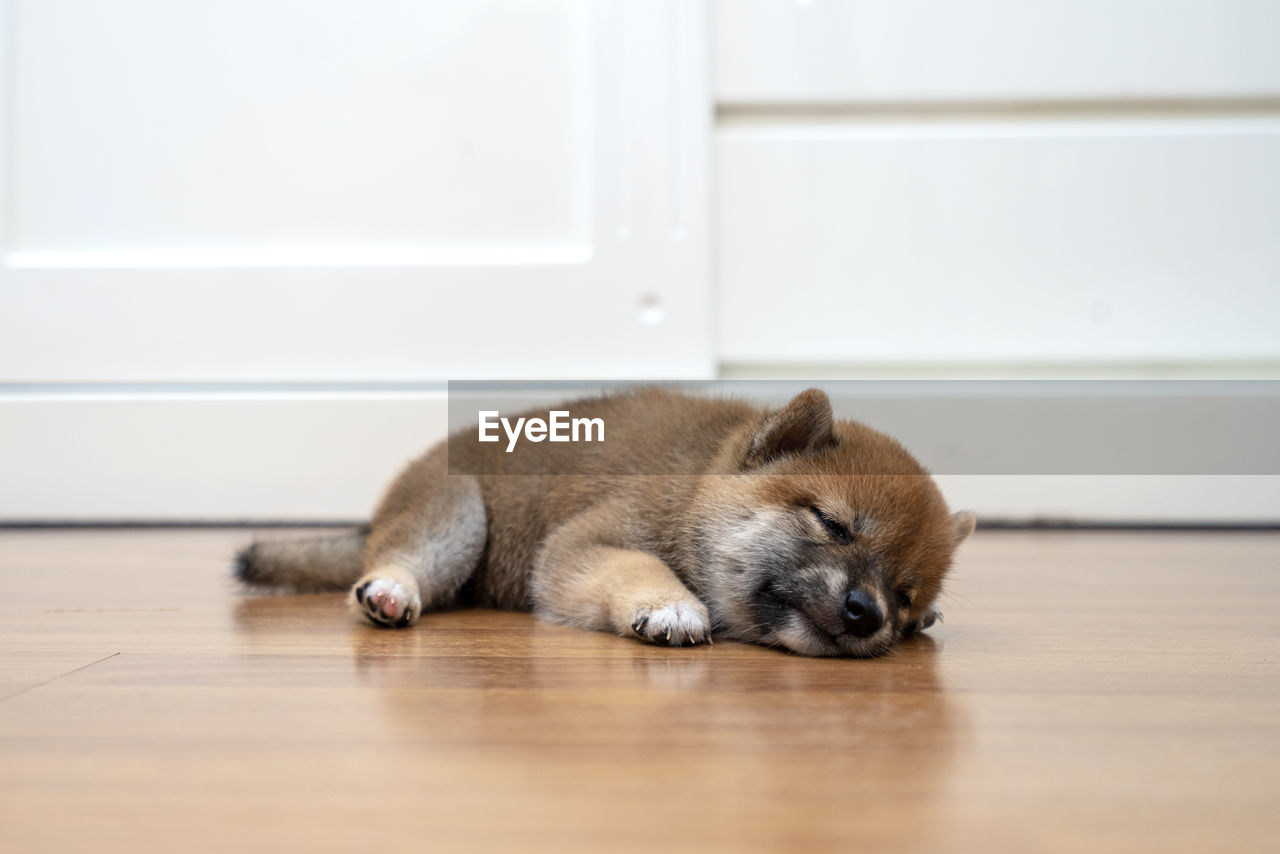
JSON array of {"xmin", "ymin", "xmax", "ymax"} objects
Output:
[{"xmin": 630, "ymin": 601, "xmax": 712, "ymax": 647}]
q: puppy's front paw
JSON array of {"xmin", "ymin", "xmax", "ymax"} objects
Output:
[
  {"xmin": 904, "ymin": 609, "xmax": 941, "ymax": 637},
  {"xmin": 631, "ymin": 600, "xmax": 712, "ymax": 647},
  {"xmin": 352, "ymin": 577, "xmax": 421, "ymax": 628}
]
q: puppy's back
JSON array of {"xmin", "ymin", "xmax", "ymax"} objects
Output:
[{"xmin": 453, "ymin": 389, "xmax": 761, "ymax": 607}]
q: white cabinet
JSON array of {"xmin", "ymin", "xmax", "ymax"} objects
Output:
[
  {"xmin": 2, "ymin": 1, "xmax": 1277, "ymax": 522},
  {"xmin": 715, "ymin": 0, "xmax": 1280, "ymax": 370},
  {"xmin": 0, "ymin": 0, "xmax": 712, "ymax": 382},
  {"xmin": 0, "ymin": 0, "xmax": 711, "ymax": 521}
]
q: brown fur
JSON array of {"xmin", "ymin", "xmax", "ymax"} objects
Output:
[{"xmin": 236, "ymin": 388, "xmax": 974, "ymax": 657}]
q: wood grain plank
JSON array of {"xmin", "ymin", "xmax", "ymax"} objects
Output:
[{"xmin": 0, "ymin": 528, "xmax": 1277, "ymax": 853}]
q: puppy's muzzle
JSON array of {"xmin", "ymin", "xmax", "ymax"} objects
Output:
[{"xmin": 841, "ymin": 589, "xmax": 884, "ymax": 639}]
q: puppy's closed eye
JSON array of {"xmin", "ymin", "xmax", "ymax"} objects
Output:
[{"xmin": 808, "ymin": 506, "xmax": 852, "ymax": 545}]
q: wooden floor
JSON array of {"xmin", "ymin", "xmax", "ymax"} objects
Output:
[{"xmin": 1, "ymin": 528, "xmax": 1277, "ymax": 853}]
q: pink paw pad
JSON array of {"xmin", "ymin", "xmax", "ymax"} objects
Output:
[{"xmin": 354, "ymin": 578, "xmax": 420, "ymax": 628}]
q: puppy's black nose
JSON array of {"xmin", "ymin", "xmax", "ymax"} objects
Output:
[{"xmin": 842, "ymin": 590, "xmax": 884, "ymax": 638}]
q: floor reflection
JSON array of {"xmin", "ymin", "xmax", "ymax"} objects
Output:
[
  {"xmin": 342, "ymin": 610, "xmax": 968, "ymax": 850},
  {"xmin": 229, "ymin": 591, "xmax": 968, "ymax": 848}
]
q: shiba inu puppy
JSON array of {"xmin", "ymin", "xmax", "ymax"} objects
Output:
[{"xmin": 236, "ymin": 388, "xmax": 974, "ymax": 657}]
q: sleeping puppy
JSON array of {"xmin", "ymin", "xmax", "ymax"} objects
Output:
[{"xmin": 235, "ymin": 387, "xmax": 974, "ymax": 657}]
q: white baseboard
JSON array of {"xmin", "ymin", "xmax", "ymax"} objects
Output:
[
  {"xmin": 2, "ymin": 388, "xmax": 1276, "ymax": 523},
  {"xmin": 0, "ymin": 389, "xmax": 448, "ymax": 521},
  {"xmin": 933, "ymin": 474, "xmax": 1280, "ymax": 524}
]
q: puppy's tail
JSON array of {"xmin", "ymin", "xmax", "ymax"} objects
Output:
[{"xmin": 234, "ymin": 528, "xmax": 369, "ymax": 592}]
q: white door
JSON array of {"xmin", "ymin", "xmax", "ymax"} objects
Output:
[
  {"xmin": 0, "ymin": 0, "xmax": 712, "ymax": 520},
  {"xmin": 1, "ymin": 0, "xmax": 711, "ymax": 382}
]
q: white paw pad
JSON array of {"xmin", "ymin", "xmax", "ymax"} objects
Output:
[
  {"xmin": 354, "ymin": 577, "xmax": 420, "ymax": 628},
  {"xmin": 631, "ymin": 601, "xmax": 712, "ymax": 647}
]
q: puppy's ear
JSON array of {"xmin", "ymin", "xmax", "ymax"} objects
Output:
[
  {"xmin": 951, "ymin": 511, "xmax": 976, "ymax": 545},
  {"xmin": 744, "ymin": 388, "xmax": 835, "ymax": 468}
]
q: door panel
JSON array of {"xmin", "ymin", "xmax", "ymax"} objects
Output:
[
  {"xmin": 0, "ymin": 0, "xmax": 712, "ymax": 381},
  {"xmin": 717, "ymin": 118, "xmax": 1280, "ymax": 364},
  {"xmin": 717, "ymin": 0, "xmax": 1280, "ymax": 104}
]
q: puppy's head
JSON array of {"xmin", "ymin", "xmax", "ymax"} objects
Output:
[{"xmin": 696, "ymin": 389, "xmax": 975, "ymax": 657}]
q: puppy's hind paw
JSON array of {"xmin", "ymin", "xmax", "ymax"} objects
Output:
[
  {"xmin": 631, "ymin": 601, "xmax": 712, "ymax": 647},
  {"xmin": 352, "ymin": 577, "xmax": 421, "ymax": 628}
]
